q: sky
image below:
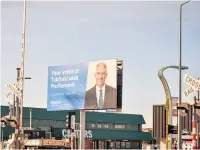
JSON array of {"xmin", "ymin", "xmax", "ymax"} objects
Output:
[{"xmin": 1, "ymin": 1, "xmax": 200, "ymax": 128}]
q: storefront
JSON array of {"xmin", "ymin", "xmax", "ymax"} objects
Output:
[{"xmin": 1, "ymin": 105, "xmax": 152, "ymax": 149}]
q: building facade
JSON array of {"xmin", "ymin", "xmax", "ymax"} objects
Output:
[
  {"xmin": 1, "ymin": 105, "xmax": 152, "ymax": 149},
  {"xmin": 152, "ymin": 104, "xmax": 200, "ymax": 140}
]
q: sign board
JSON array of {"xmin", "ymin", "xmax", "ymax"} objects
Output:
[
  {"xmin": 5, "ymin": 82, "xmax": 21, "ymax": 99},
  {"xmin": 184, "ymin": 75, "xmax": 200, "ymax": 97},
  {"xmin": 6, "ymin": 92, "xmax": 13, "ymax": 98},
  {"xmin": 184, "ymin": 86, "xmax": 196, "ymax": 97},
  {"xmin": 47, "ymin": 59, "xmax": 118, "ymax": 111},
  {"xmin": 62, "ymin": 129, "xmax": 92, "ymax": 139},
  {"xmin": 172, "ymin": 97, "xmax": 179, "ymax": 116}
]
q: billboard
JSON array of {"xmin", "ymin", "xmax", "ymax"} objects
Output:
[{"xmin": 47, "ymin": 59, "xmax": 117, "ymax": 111}]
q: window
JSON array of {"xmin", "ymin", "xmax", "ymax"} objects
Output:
[
  {"xmin": 114, "ymin": 124, "xmax": 125, "ymax": 130},
  {"xmin": 121, "ymin": 142, "xmax": 126, "ymax": 149},
  {"xmin": 116, "ymin": 141, "xmax": 120, "ymax": 149},
  {"xmin": 130, "ymin": 141, "xmax": 140, "ymax": 149},
  {"xmin": 92, "ymin": 123, "xmax": 96, "ymax": 128},
  {"xmin": 98, "ymin": 141, "xmax": 105, "ymax": 149},
  {"xmin": 97, "ymin": 124, "xmax": 102, "ymax": 128},
  {"xmin": 138, "ymin": 125, "xmax": 142, "ymax": 131},
  {"xmin": 110, "ymin": 141, "xmax": 115, "ymax": 149},
  {"xmin": 102, "ymin": 123, "xmax": 109, "ymax": 129},
  {"xmin": 126, "ymin": 142, "xmax": 130, "ymax": 149}
]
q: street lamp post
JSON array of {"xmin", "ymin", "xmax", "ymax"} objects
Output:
[
  {"xmin": 158, "ymin": 65, "xmax": 188, "ymax": 149},
  {"xmin": 178, "ymin": 0, "xmax": 191, "ymax": 149}
]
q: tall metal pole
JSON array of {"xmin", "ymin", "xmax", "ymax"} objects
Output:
[
  {"xmin": 29, "ymin": 109, "xmax": 32, "ymax": 130},
  {"xmin": 79, "ymin": 110, "xmax": 85, "ymax": 149},
  {"xmin": 19, "ymin": 0, "xmax": 27, "ymax": 131},
  {"xmin": 16, "ymin": 68, "xmax": 21, "ymax": 135},
  {"xmin": 178, "ymin": 1, "xmax": 190, "ymax": 149}
]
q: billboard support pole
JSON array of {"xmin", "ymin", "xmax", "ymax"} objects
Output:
[
  {"xmin": 79, "ymin": 110, "xmax": 85, "ymax": 149},
  {"xmin": 71, "ymin": 131, "xmax": 73, "ymax": 150},
  {"xmin": 16, "ymin": 68, "xmax": 21, "ymax": 135}
]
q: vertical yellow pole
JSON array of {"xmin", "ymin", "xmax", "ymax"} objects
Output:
[{"xmin": 166, "ymin": 99, "xmax": 169, "ymax": 149}]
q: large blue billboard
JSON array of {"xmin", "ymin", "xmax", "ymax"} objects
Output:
[{"xmin": 47, "ymin": 59, "xmax": 117, "ymax": 111}]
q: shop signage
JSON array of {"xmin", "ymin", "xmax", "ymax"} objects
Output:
[
  {"xmin": 5, "ymin": 82, "xmax": 22, "ymax": 99},
  {"xmin": 62, "ymin": 129, "xmax": 92, "ymax": 139}
]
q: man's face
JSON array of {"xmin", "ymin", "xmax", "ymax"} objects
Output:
[{"xmin": 95, "ymin": 64, "xmax": 107, "ymax": 87}]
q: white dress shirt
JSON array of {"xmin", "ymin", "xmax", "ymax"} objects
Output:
[{"xmin": 96, "ymin": 85, "xmax": 105, "ymax": 106}]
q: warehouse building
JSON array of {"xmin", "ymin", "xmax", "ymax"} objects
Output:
[{"xmin": 0, "ymin": 105, "xmax": 152, "ymax": 149}]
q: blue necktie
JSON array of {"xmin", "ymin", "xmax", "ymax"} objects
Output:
[{"xmin": 99, "ymin": 89, "xmax": 103, "ymax": 109}]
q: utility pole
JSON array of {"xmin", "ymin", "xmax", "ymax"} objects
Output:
[
  {"xmin": 178, "ymin": 1, "xmax": 190, "ymax": 149},
  {"xmin": 19, "ymin": 0, "xmax": 27, "ymax": 132},
  {"xmin": 16, "ymin": 68, "xmax": 21, "ymax": 135}
]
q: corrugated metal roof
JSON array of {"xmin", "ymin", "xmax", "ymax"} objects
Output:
[
  {"xmin": 86, "ymin": 111, "xmax": 145, "ymax": 124},
  {"xmin": 1, "ymin": 105, "xmax": 145, "ymax": 124}
]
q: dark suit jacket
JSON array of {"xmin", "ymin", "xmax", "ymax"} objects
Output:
[{"xmin": 84, "ymin": 84, "xmax": 116, "ymax": 109}]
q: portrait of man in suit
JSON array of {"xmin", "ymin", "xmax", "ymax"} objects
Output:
[{"xmin": 84, "ymin": 62, "xmax": 116, "ymax": 109}]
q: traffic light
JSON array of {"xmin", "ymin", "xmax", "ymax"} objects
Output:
[
  {"xmin": 66, "ymin": 112, "xmax": 76, "ymax": 130},
  {"xmin": 66, "ymin": 114, "xmax": 69, "ymax": 129},
  {"xmin": 69, "ymin": 112, "xmax": 75, "ymax": 131},
  {"xmin": 0, "ymin": 116, "xmax": 18, "ymax": 128},
  {"xmin": 177, "ymin": 103, "xmax": 189, "ymax": 116},
  {"xmin": 168, "ymin": 125, "xmax": 177, "ymax": 134},
  {"xmin": 0, "ymin": 117, "xmax": 7, "ymax": 128},
  {"xmin": 8, "ymin": 116, "xmax": 18, "ymax": 128}
]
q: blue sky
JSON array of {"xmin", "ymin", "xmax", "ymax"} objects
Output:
[{"xmin": 1, "ymin": 1, "xmax": 200, "ymax": 128}]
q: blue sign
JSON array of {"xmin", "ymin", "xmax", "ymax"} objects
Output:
[
  {"xmin": 47, "ymin": 59, "xmax": 118, "ymax": 111},
  {"xmin": 47, "ymin": 63, "xmax": 88, "ymax": 111}
]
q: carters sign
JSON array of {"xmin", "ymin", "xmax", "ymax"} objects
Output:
[
  {"xmin": 62, "ymin": 129, "xmax": 92, "ymax": 139},
  {"xmin": 184, "ymin": 74, "xmax": 200, "ymax": 97}
]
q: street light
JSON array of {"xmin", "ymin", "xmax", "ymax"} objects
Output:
[
  {"xmin": 158, "ymin": 65, "xmax": 188, "ymax": 149},
  {"xmin": 178, "ymin": 0, "xmax": 191, "ymax": 149}
]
